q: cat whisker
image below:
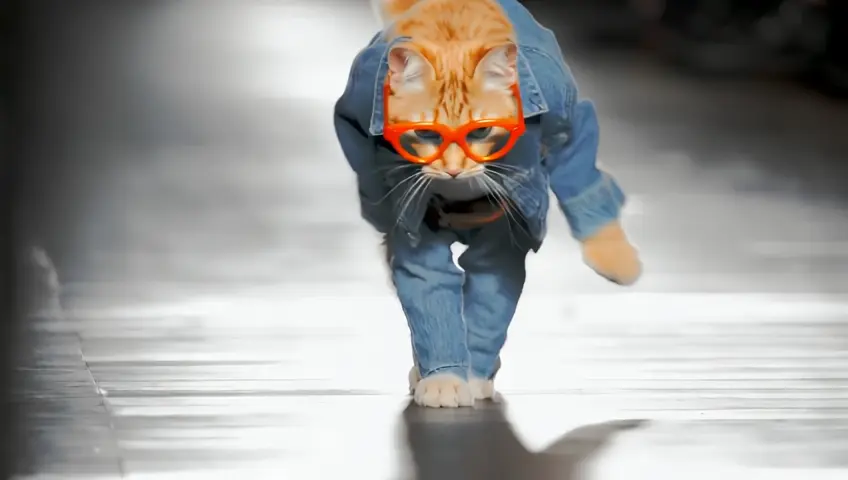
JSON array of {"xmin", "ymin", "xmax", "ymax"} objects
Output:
[
  {"xmin": 487, "ymin": 172, "xmax": 518, "ymax": 222},
  {"xmin": 399, "ymin": 178, "xmax": 431, "ymax": 227},
  {"xmin": 484, "ymin": 170, "xmax": 538, "ymax": 227},
  {"xmin": 481, "ymin": 176, "xmax": 519, "ymax": 247},
  {"xmin": 484, "ymin": 163, "xmax": 525, "ymax": 174},
  {"xmin": 377, "ymin": 163, "xmax": 418, "ymax": 174},
  {"xmin": 484, "ymin": 164, "xmax": 532, "ymax": 194},
  {"xmin": 394, "ymin": 175, "xmax": 431, "ymax": 229},
  {"xmin": 483, "ymin": 167, "xmax": 529, "ymax": 191},
  {"xmin": 410, "ymin": 177, "xmax": 432, "ymax": 218},
  {"xmin": 393, "ymin": 175, "xmax": 425, "ymax": 227},
  {"xmin": 475, "ymin": 175, "xmax": 518, "ymax": 248},
  {"xmin": 377, "ymin": 171, "xmax": 423, "ymax": 204},
  {"xmin": 392, "ymin": 176, "xmax": 419, "ymax": 216},
  {"xmin": 483, "ymin": 172, "xmax": 531, "ymax": 243}
]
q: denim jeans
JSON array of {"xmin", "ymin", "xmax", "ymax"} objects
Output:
[{"xmin": 386, "ymin": 215, "xmax": 531, "ymax": 382}]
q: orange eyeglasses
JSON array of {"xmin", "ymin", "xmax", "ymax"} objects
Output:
[{"xmin": 382, "ymin": 78, "xmax": 526, "ymax": 165}]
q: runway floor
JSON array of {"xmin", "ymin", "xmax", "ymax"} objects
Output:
[{"xmin": 11, "ymin": 1, "xmax": 848, "ymax": 478}]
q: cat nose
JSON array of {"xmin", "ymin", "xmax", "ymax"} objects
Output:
[{"xmin": 445, "ymin": 168, "xmax": 462, "ymax": 178}]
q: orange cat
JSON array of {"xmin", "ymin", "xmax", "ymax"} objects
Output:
[
  {"xmin": 381, "ymin": 0, "xmax": 520, "ymax": 196},
  {"xmin": 336, "ymin": 0, "xmax": 642, "ymax": 407}
]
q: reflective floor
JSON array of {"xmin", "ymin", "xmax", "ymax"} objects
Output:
[{"xmin": 12, "ymin": 1, "xmax": 848, "ymax": 479}]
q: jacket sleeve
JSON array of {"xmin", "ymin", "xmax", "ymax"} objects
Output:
[
  {"xmin": 333, "ymin": 55, "xmax": 393, "ymax": 233},
  {"xmin": 541, "ymin": 94, "xmax": 626, "ymax": 241}
]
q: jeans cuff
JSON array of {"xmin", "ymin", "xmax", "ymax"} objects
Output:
[
  {"xmin": 470, "ymin": 359, "xmax": 501, "ymax": 380},
  {"xmin": 560, "ymin": 172, "xmax": 626, "ymax": 241},
  {"xmin": 421, "ymin": 364, "xmax": 469, "ymax": 380}
]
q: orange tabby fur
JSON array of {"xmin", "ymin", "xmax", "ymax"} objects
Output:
[
  {"xmin": 373, "ymin": 0, "xmax": 422, "ymax": 22},
  {"xmin": 375, "ymin": 0, "xmax": 642, "ymax": 285},
  {"xmin": 381, "ymin": 0, "xmax": 518, "ymax": 178}
]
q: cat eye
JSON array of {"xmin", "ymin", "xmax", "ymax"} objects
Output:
[
  {"xmin": 382, "ymin": 82, "xmax": 526, "ymax": 165},
  {"xmin": 465, "ymin": 127, "xmax": 493, "ymax": 141},
  {"xmin": 411, "ymin": 129, "xmax": 443, "ymax": 143}
]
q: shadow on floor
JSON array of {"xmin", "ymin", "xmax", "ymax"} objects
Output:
[{"xmin": 401, "ymin": 399, "xmax": 646, "ymax": 480}]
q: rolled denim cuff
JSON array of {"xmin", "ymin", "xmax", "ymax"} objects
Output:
[{"xmin": 559, "ymin": 173, "xmax": 626, "ymax": 241}]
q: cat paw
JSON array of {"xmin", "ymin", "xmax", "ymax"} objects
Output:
[
  {"xmin": 469, "ymin": 377, "xmax": 495, "ymax": 400},
  {"xmin": 470, "ymin": 357, "xmax": 501, "ymax": 400},
  {"xmin": 410, "ymin": 358, "xmax": 501, "ymax": 399},
  {"xmin": 581, "ymin": 221, "xmax": 642, "ymax": 286},
  {"xmin": 413, "ymin": 373, "xmax": 474, "ymax": 408},
  {"xmin": 413, "ymin": 372, "xmax": 497, "ymax": 401},
  {"xmin": 408, "ymin": 365, "xmax": 421, "ymax": 393}
]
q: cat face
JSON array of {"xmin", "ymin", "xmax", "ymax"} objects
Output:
[{"xmin": 385, "ymin": 42, "xmax": 519, "ymax": 180}]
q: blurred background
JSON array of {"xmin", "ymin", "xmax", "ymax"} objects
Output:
[
  {"xmin": 2, "ymin": 0, "xmax": 848, "ymax": 479},
  {"xmin": 539, "ymin": 0, "xmax": 848, "ymax": 92}
]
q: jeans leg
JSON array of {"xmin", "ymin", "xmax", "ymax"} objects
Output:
[
  {"xmin": 457, "ymin": 218, "xmax": 530, "ymax": 380},
  {"xmin": 387, "ymin": 229, "xmax": 469, "ymax": 380}
]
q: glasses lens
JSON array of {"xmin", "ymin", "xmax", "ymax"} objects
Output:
[
  {"xmin": 464, "ymin": 126, "xmax": 513, "ymax": 161},
  {"xmin": 398, "ymin": 129, "xmax": 443, "ymax": 161}
]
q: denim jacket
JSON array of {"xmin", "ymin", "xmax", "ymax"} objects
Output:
[{"xmin": 333, "ymin": 0, "xmax": 626, "ymax": 250}]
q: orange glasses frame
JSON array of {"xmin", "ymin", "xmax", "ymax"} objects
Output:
[{"xmin": 382, "ymin": 80, "xmax": 526, "ymax": 165}]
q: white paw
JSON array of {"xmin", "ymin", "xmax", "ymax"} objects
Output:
[
  {"xmin": 413, "ymin": 373, "xmax": 474, "ymax": 408},
  {"xmin": 408, "ymin": 365, "xmax": 421, "ymax": 393},
  {"xmin": 470, "ymin": 357, "xmax": 501, "ymax": 400},
  {"xmin": 469, "ymin": 377, "xmax": 495, "ymax": 400},
  {"xmin": 409, "ymin": 362, "xmax": 500, "ymax": 399}
]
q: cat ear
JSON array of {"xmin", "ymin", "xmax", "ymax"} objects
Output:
[
  {"xmin": 388, "ymin": 45, "xmax": 432, "ymax": 92},
  {"xmin": 474, "ymin": 43, "xmax": 517, "ymax": 92}
]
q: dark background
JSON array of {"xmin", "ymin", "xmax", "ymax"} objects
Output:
[{"xmin": 2, "ymin": 0, "xmax": 18, "ymax": 476}]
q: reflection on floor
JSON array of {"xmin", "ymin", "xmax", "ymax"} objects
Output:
[{"xmin": 13, "ymin": 0, "xmax": 848, "ymax": 478}]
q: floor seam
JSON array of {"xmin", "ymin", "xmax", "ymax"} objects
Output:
[{"xmin": 32, "ymin": 246, "xmax": 128, "ymax": 479}]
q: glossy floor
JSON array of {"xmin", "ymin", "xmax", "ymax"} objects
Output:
[{"xmin": 12, "ymin": 1, "xmax": 848, "ymax": 479}]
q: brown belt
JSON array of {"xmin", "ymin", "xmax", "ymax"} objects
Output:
[{"xmin": 424, "ymin": 195, "xmax": 506, "ymax": 231}]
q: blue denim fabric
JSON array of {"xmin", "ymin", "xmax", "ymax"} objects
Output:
[
  {"xmin": 388, "ymin": 216, "xmax": 531, "ymax": 381},
  {"xmin": 333, "ymin": 0, "xmax": 628, "ymax": 381}
]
